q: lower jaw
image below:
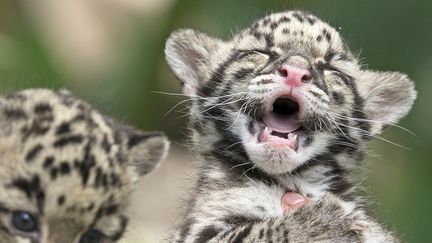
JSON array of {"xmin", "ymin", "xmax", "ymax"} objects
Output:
[{"xmin": 258, "ymin": 129, "xmax": 300, "ymax": 151}]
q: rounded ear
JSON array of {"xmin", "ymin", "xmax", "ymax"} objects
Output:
[
  {"xmin": 125, "ymin": 131, "xmax": 169, "ymax": 176},
  {"xmin": 106, "ymin": 117, "xmax": 170, "ymax": 178},
  {"xmin": 165, "ymin": 29, "xmax": 223, "ymax": 96},
  {"xmin": 357, "ymin": 70, "xmax": 417, "ymax": 135}
]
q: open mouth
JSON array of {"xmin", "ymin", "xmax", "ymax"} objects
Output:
[{"xmin": 259, "ymin": 96, "xmax": 302, "ymax": 150}]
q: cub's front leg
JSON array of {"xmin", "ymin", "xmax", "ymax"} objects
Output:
[{"xmin": 206, "ymin": 194, "xmax": 397, "ymax": 243}]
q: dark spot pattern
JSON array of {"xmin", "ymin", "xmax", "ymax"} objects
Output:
[
  {"xmin": 53, "ymin": 135, "xmax": 84, "ymax": 147},
  {"xmin": 25, "ymin": 144, "xmax": 43, "ymax": 162},
  {"xmin": 59, "ymin": 162, "xmax": 71, "ymax": 175},
  {"xmin": 292, "ymin": 12, "xmax": 304, "ymax": 22},
  {"xmin": 0, "ymin": 89, "xmax": 147, "ymax": 242},
  {"xmin": 34, "ymin": 103, "xmax": 52, "ymax": 115},
  {"xmin": 57, "ymin": 195, "xmax": 66, "ymax": 206},
  {"xmin": 3, "ymin": 108, "xmax": 27, "ymax": 120},
  {"xmin": 56, "ymin": 122, "xmax": 71, "ymax": 135},
  {"xmin": 43, "ymin": 156, "xmax": 55, "ymax": 168}
]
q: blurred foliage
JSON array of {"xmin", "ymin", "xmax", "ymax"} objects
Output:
[{"xmin": 0, "ymin": 0, "xmax": 431, "ymax": 242}]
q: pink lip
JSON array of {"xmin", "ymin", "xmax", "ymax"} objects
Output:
[{"xmin": 259, "ymin": 127, "xmax": 299, "ymax": 150}]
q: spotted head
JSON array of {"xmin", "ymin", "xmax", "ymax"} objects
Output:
[
  {"xmin": 0, "ymin": 89, "xmax": 169, "ymax": 243},
  {"xmin": 165, "ymin": 10, "xmax": 416, "ymax": 175}
]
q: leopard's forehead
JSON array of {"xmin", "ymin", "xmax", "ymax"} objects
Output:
[
  {"xmin": 0, "ymin": 89, "xmax": 130, "ymax": 218},
  {"xmin": 234, "ymin": 11, "xmax": 352, "ymax": 60}
]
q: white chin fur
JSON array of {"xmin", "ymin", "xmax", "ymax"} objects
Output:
[
  {"xmin": 242, "ymin": 127, "xmax": 333, "ymax": 175},
  {"xmin": 230, "ymin": 111, "xmax": 333, "ymax": 174},
  {"xmin": 249, "ymin": 144, "xmax": 303, "ymax": 174}
]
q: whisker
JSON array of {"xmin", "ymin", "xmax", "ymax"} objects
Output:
[
  {"xmin": 331, "ymin": 112, "xmax": 416, "ymax": 136},
  {"xmin": 231, "ymin": 161, "xmax": 252, "ymax": 170}
]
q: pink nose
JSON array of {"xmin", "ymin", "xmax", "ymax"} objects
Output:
[{"xmin": 277, "ymin": 64, "xmax": 311, "ymax": 87}]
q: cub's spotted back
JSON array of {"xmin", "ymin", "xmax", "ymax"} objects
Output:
[{"xmin": 0, "ymin": 89, "xmax": 169, "ymax": 243}]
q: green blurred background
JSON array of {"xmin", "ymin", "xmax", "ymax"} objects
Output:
[{"xmin": 0, "ymin": 0, "xmax": 431, "ymax": 242}]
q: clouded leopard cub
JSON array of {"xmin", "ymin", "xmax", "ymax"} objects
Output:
[{"xmin": 165, "ymin": 10, "xmax": 416, "ymax": 242}]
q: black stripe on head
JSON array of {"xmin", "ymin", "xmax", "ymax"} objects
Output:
[
  {"xmin": 322, "ymin": 29, "xmax": 332, "ymax": 42},
  {"xmin": 199, "ymin": 51, "xmax": 240, "ymax": 97},
  {"xmin": 312, "ymin": 78, "xmax": 329, "ymax": 95},
  {"xmin": 324, "ymin": 50, "xmax": 336, "ymax": 62},
  {"xmin": 306, "ymin": 16, "xmax": 316, "ymax": 25},
  {"xmin": 234, "ymin": 68, "xmax": 254, "ymax": 80},
  {"xmin": 10, "ymin": 175, "xmax": 41, "ymax": 199},
  {"xmin": 270, "ymin": 22, "xmax": 278, "ymax": 30},
  {"xmin": 194, "ymin": 226, "xmax": 221, "ymax": 243},
  {"xmin": 21, "ymin": 123, "xmax": 50, "ymax": 141},
  {"xmin": 261, "ymin": 18, "xmax": 271, "ymax": 26},
  {"xmin": 333, "ymin": 72, "xmax": 370, "ymax": 136},
  {"xmin": 310, "ymin": 90, "xmax": 322, "ymax": 99},
  {"xmin": 252, "ymin": 31, "xmax": 262, "ymax": 40},
  {"xmin": 278, "ymin": 16, "xmax": 291, "ymax": 24},
  {"xmin": 264, "ymin": 33, "xmax": 274, "ymax": 48},
  {"xmin": 53, "ymin": 135, "xmax": 84, "ymax": 147},
  {"xmin": 250, "ymin": 22, "xmax": 259, "ymax": 33},
  {"xmin": 292, "ymin": 12, "xmax": 304, "ymax": 22},
  {"xmin": 74, "ymin": 142, "xmax": 96, "ymax": 186}
]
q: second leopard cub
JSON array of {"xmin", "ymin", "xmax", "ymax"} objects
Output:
[
  {"xmin": 0, "ymin": 89, "xmax": 169, "ymax": 243},
  {"xmin": 165, "ymin": 11, "xmax": 416, "ymax": 242}
]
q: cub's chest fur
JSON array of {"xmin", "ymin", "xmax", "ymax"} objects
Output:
[{"xmin": 203, "ymin": 180, "xmax": 330, "ymax": 218}]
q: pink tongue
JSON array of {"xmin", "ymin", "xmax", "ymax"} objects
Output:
[{"xmin": 262, "ymin": 112, "xmax": 301, "ymax": 133}]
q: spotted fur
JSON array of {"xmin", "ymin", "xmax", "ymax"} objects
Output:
[
  {"xmin": 0, "ymin": 89, "xmax": 169, "ymax": 243},
  {"xmin": 165, "ymin": 10, "xmax": 416, "ymax": 242}
]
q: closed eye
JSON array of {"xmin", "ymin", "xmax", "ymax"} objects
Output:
[
  {"xmin": 320, "ymin": 63, "xmax": 341, "ymax": 73},
  {"xmin": 237, "ymin": 49, "xmax": 271, "ymax": 59}
]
